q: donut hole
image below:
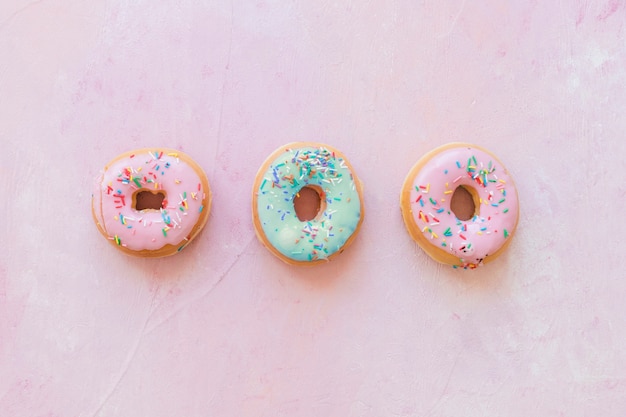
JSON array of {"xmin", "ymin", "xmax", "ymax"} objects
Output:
[
  {"xmin": 134, "ymin": 190, "xmax": 167, "ymax": 211},
  {"xmin": 293, "ymin": 185, "xmax": 325, "ymax": 221},
  {"xmin": 451, "ymin": 185, "xmax": 478, "ymax": 221}
]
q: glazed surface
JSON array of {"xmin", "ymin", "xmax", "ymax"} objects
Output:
[
  {"xmin": 255, "ymin": 145, "xmax": 362, "ymax": 262},
  {"xmin": 406, "ymin": 145, "xmax": 518, "ymax": 268},
  {"xmin": 93, "ymin": 150, "xmax": 208, "ymax": 252}
]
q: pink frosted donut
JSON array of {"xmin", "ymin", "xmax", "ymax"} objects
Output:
[
  {"xmin": 92, "ymin": 149, "xmax": 211, "ymax": 257},
  {"xmin": 400, "ymin": 143, "xmax": 519, "ymax": 269}
]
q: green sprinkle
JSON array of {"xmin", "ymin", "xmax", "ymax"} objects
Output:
[
  {"xmin": 260, "ymin": 179, "xmax": 267, "ymax": 189},
  {"xmin": 504, "ymin": 229, "xmax": 509, "ymax": 238},
  {"xmin": 444, "ymin": 227, "xmax": 452, "ymax": 237},
  {"xmin": 498, "ymin": 198, "xmax": 506, "ymax": 204},
  {"xmin": 162, "ymin": 228, "xmax": 167, "ymax": 237},
  {"xmin": 429, "ymin": 197, "xmax": 437, "ymax": 205},
  {"xmin": 503, "ymin": 208, "xmax": 509, "ymax": 213},
  {"xmin": 133, "ymin": 177, "xmax": 142, "ymax": 188}
]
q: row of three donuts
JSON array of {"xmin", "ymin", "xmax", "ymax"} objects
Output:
[{"xmin": 92, "ymin": 143, "xmax": 519, "ymax": 269}]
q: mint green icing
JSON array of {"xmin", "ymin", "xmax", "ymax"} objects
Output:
[{"xmin": 256, "ymin": 146, "xmax": 362, "ymax": 262}]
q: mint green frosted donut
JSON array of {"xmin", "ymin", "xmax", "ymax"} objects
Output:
[{"xmin": 253, "ymin": 143, "xmax": 364, "ymax": 264}]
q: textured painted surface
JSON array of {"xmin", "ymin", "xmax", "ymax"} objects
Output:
[{"xmin": 1, "ymin": 1, "xmax": 625, "ymax": 416}]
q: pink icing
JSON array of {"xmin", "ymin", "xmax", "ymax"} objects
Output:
[
  {"xmin": 93, "ymin": 150, "xmax": 207, "ymax": 252},
  {"xmin": 408, "ymin": 145, "xmax": 519, "ymax": 268}
]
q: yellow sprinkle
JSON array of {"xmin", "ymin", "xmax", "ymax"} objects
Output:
[
  {"xmin": 477, "ymin": 231, "xmax": 483, "ymax": 235},
  {"xmin": 445, "ymin": 182, "xmax": 449, "ymax": 188},
  {"xmin": 426, "ymin": 183, "xmax": 430, "ymax": 193},
  {"xmin": 137, "ymin": 167, "xmax": 142, "ymax": 172},
  {"xmin": 422, "ymin": 226, "xmax": 428, "ymax": 232},
  {"xmin": 444, "ymin": 190, "xmax": 453, "ymax": 194},
  {"xmin": 168, "ymin": 153, "xmax": 178, "ymax": 157},
  {"xmin": 499, "ymin": 179, "xmax": 506, "ymax": 183},
  {"xmin": 175, "ymin": 179, "xmax": 181, "ymax": 184}
]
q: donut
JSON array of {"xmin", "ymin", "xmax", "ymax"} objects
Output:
[
  {"xmin": 400, "ymin": 143, "xmax": 519, "ymax": 269},
  {"xmin": 252, "ymin": 142, "xmax": 364, "ymax": 265},
  {"xmin": 92, "ymin": 148, "xmax": 211, "ymax": 257}
]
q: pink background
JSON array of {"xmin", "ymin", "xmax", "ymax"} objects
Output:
[{"xmin": 1, "ymin": 1, "xmax": 625, "ymax": 416}]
